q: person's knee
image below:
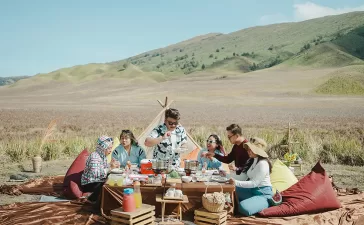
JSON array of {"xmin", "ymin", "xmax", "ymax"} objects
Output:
[
  {"xmin": 238, "ymin": 202, "xmax": 255, "ymax": 216},
  {"xmin": 239, "ymin": 197, "xmax": 269, "ymax": 216}
]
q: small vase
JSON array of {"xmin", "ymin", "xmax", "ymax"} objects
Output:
[{"xmin": 32, "ymin": 156, "xmax": 42, "ymax": 173}]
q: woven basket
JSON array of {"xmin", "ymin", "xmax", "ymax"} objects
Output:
[{"xmin": 202, "ymin": 184, "xmax": 225, "ymax": 213}]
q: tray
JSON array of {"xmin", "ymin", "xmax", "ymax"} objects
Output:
[
  {"xmin": 210, "ymin": 177, "xmax": 229, "ymax": 183},
  {"xmin": 162, "ymin": 195, "xmax": 184, "ymax": 200},
  {"xmin": 110, "ymin": 168, "xmax": 125, "ymax": 174}
]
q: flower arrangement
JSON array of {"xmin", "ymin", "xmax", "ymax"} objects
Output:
[{"xmin": 283, "ymin": 152, "xmax": 298, "ymax": 167}]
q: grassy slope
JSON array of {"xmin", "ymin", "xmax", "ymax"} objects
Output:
[
  {"xmin": 315, "ymin": 65, "xmax": 364, "ymax": 95},
  {"xmin": 5, "ymin": 11, "xmax": 364, "ymax": 87},
  {"xmin": 114, "ymin": 12, "xmax": 364, "ymax": 74}
]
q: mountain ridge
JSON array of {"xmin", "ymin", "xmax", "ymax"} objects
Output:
[{"xmin": 2, "ymin": 11, "xmax": 364, "ymax": 87}]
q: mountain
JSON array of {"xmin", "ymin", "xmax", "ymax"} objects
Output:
[
  {"xmin": 5, "ymin": 11, "xmax": 364, "ymax": 86},
  {"xmin": 0, "ymin": 76, "xmax": 29, "ymax": 86}
]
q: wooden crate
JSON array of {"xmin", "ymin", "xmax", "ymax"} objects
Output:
[
  {"xmin": 110, "ymin": 204, "xmax": 155, "ymax": 225},
  {"xmin": 194, "ymin": 208, "xmax": 227, "ymax": 225}
]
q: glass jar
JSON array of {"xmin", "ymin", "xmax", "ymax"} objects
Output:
[{"xmin": 122, "ymin": 188, "xmax": 136, "ymax": 212}]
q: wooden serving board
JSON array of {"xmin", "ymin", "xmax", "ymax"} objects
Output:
[{"xmin": 162, "ymin": 196, "xmax": 184, "ymax": 201}]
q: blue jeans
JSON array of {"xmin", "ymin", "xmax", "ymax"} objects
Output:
[{"xmin": 236, "ymin": 186, "xmax": 273, "ymax": 216}]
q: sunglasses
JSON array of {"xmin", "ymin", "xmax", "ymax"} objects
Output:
[
  {"xmin": 106, "ymin": 137, "xmax": 113, "ymax": 142},
  {"xmin": 167, "ymin": 121, "xmax": 178, "ymax": 126},
  {"xmin": 250, "ymin": 138, "xmax": 256, "ymax": 143},
  {"xmin": 206, "ymin": 140, "xmax": 216, "ymax": 144}
]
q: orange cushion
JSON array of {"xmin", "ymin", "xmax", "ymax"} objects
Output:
[{"xmin": 62, "ymin": 149, "xmax": 89, "ymax": 199}]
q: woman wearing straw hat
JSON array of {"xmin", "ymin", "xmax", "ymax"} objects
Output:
[{"xmin": 229, "ymin": 137, "xmax": 273, "ymax": 216}]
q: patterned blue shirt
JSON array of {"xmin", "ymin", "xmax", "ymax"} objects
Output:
[
  {"xmin": 148, "ymin": 124, "xmax": 187, "ymax": 166},
  {"xmin": 112, "ymin": 144, "xmax": 146, "ymax": 167}
]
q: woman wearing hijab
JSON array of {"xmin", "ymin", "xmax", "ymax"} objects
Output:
[
  {"xmin": 112, "ymin": 129, "xmax": 146, "ymax": 168},
  {"xmin": 229, "ymin": 137, "xmax": 273, "ymax": 216},
  {"xmin": 81, "ymin": 136, "xmax": 120, "ymax": 204},
  {"xmin": 197, "ymin": 134, "xmax": 225, "ymax": 169}
]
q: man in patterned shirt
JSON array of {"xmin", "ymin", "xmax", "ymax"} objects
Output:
[{"xmin": 145, "ymin": 108, "xmax": 187, "ymax": 167}]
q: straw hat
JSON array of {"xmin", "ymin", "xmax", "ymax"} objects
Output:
[{"xmin": 243, "ymin": 137, "xmax": 268, "ymax": 158}]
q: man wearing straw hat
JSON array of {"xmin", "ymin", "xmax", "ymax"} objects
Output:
[{"xmin": 228, "ymin": 137, "xmax": 273, "ymax": 216}]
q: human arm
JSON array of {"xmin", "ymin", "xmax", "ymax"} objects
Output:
[
  {"xmin": 231, "ymin": 160, "xmax": 269, "ymax": 188},
  {"xmin": 137, "ymin": 146, "xmax": 147, "ymax": 166},
  {"xmin": 144, "ymin": 129, "xmax": 171, "ymax": 147},
  {"xmin": 208, "ymin": 148, "xmax": 235, "ymax": 164}
]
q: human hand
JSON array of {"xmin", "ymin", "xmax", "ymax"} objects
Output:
[
  {"xmin": 201, "ymin": 152, "xmax": 208, "ymax": 158},
  {"xmin": 228, "ymin": 178, "xmax": 235, "ymax": 185},
  {"xmin": 205, "ymin": 152, "xmax": 215, "ymax": 159},
  {"xmin": 162, "ymin": 131, "xmax": 172, "ymax": 140},
  {"xmin": 228, "ymin": 164, "xmax": 236, "ymax": 171},
  {"xmin": 110, "ymin": 160, "xmax": 120, "ymax": 169}
]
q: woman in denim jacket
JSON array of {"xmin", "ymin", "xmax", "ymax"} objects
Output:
[{"xmin": 112, "ymin": 129, "xmax": 146, "ymax": 168}]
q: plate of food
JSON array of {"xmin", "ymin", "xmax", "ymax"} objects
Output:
[
  {"xmin": 196, "ymin": 177, "xmax": 209, "ymax": 182},
  {"xmin": 110, "ymin": 168, "xmax": 125, "ymax": 174},
  {"xmin": 211, "ymin": 176, "xmax": 229, "ymax": 183}
]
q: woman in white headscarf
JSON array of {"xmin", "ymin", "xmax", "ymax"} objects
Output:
[{"xmin": 81, "ymin": 136, "xmax": 120, "ymax": 204}]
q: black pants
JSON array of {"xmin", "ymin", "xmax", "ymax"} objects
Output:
[{"xmin": 82, "ymin": 182, "xmax": 104, "ymax": 202}]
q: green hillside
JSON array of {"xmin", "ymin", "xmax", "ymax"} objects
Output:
[
  {"xmin": 7, "ymin": 11, "xmax": 364, "ymax": 86},
  {"xmin": 111, "ymin": 11, "xmax": 364, "ymax": 74}
]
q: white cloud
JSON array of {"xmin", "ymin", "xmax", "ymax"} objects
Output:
[
  {"xmin": 259, "ymin": 13, "xmax": 289, "ymax": 25},
  {"xmin": 294, "ymin": 2, "xmax": 364, "ymax": 21}
]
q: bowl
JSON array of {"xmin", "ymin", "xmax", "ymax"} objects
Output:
[{"xmin": 181, "ymin": 176, "xmax": 192, "ymax": 183}]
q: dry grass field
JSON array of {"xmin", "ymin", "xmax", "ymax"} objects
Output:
[{"xmin": 0, "ymin": 67, "xmax": 364, "ymax": 205}]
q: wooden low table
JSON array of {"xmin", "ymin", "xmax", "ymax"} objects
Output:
[
  {"xmin": 156, "ymin": 194, "xmax": 189, "ymax": 224},
  {"xmin": 101, "ymin": 182, "xmax": 235, "ymax": 218}
]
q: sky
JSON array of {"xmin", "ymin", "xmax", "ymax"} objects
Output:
[{"xmin": 1, "ymin": 0, "xmax": 364, "ymax": 77}]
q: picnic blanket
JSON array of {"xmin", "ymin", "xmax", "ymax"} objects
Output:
[{"xmin": 1, "ymin": 176, "xmax": 364, "ymax": 225}]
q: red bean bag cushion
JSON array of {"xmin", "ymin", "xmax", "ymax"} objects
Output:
[
  {"xmin": 63, "ymin": 149, "xmax": 90, "ymax": 199},
  {"xmin": 258, "ymin": 161, "xmax": 341, "ymax": 217}
]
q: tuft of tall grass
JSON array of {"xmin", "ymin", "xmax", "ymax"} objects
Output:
[{"xmin": 1, "ymin": 126, "xmax": 363, "ymax": 166}]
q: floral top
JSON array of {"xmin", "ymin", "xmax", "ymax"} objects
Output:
[
  {"xmin": 112, "ymin": 144, "xmax": 146, "ymax": 167},
  {"xmin": 81, "ymin": 148, "xmax": 109, "ymax": 185},
  {"xmin": 197, "ymin": 148, "xmax": 224, "ymax": 169},
  {"xmin": 81, "ymin": 136, "xmax": 114, "ymax": 185},
  {"xmin": 148, "ymin": 123, "xmax": 187, "ymax": 166}
]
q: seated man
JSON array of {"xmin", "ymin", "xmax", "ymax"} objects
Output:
[
  {"xmin": 204, "ymin": 124, "xmax": 249, "ymax": 175},
  {"xmin": 144, "ymin": 108, "xmax": 187, "ymax": 168}
]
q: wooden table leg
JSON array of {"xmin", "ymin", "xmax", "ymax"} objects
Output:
[
  {"xmin": 179, "ymin": 203, "xmax": 182, "ymax": 221},
  {"xmin": 231, "ymin": 191, "xmax": 235, "ymax": 209},
  {"xmin": 161, "ymin": 202, "xmax": 165, "ymax": 222}
]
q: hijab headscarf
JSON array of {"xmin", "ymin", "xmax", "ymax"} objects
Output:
[{"xmin": 96, "ymin": 135, "xmax": 113, "ymax": 167}]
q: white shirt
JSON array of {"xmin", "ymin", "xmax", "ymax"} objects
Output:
[{"xmin": 233, "ymin": 158, "xmax": 272, "ymax": 188}]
